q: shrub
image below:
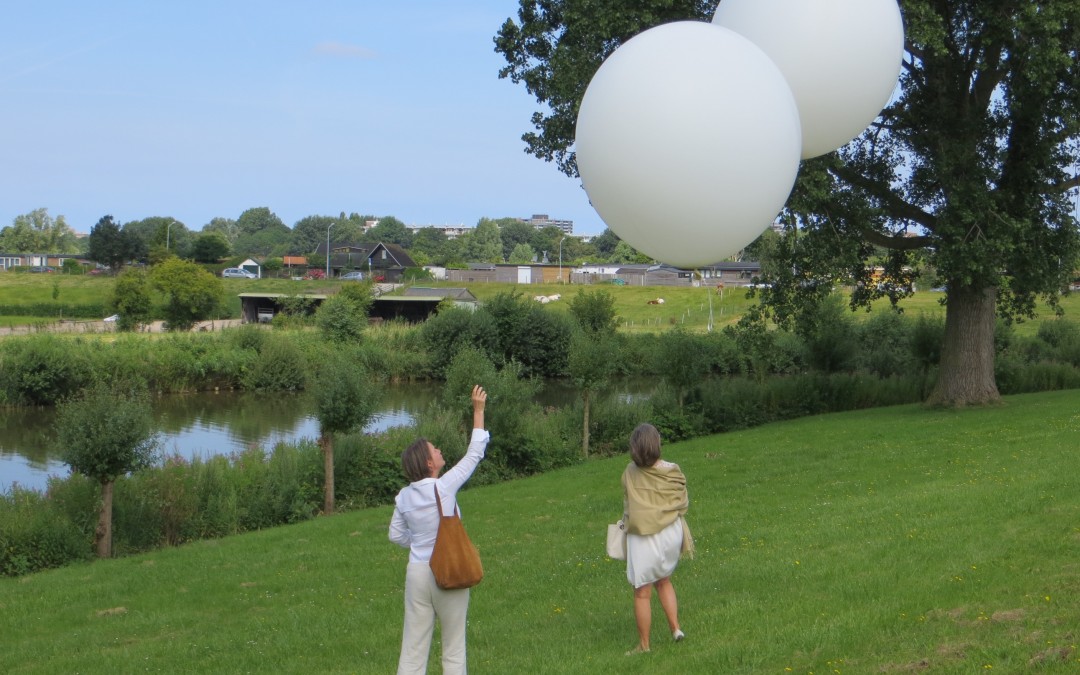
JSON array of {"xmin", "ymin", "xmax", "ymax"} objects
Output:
[
  {"xmin": 802, "ymin": 295, "xmax": 859, "ymax": 373},
  {"xmin": 419, "ymin": 306, "xmax": 500, "ymax": 377},
  {"xmin": 584, "ymin": 394, "xmax": 655, "ymax": 457},
  {"xmin": 242, "ymin": 334, "xmax": 308, "ymax": 391},
  {"xmin": 0, "ymin": 335, "xmax": 91, "ymax": 405},
  {"xmin": 0, "ymin": 487, "xmax": 90, "ymax": 576},
  {"xmin": 856, "ymin": 310, "xmax": 915, "ymax": 378},
  {"xmin": 334, "ymin": 430, "xmax": 409, "ymax": 509},
  {"xmin": 909, "ymin": 314, "xmax": 944, "ymax": 371}
]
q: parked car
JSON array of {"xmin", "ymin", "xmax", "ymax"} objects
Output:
[
  {"xmin": 340, "ymin": 270, "xmax": 364, "ymax": 281},
  {"xmin": 28, "ymin": 265, "xmax": 55, "ymax": 273},
  {"xmin": 222, "ymin": 267, "xmax": 257, "ymax": 279}
]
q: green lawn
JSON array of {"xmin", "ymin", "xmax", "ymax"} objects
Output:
[{"xmin": 3, "ymin": 390, "xmax": 1079, "ymax": 673}]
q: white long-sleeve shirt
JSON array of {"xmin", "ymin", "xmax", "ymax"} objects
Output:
[{"xmin": 388, "ymin": 428, "xmax": 490, "ymax": 563}]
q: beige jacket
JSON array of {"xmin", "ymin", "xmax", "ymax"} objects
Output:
[{"xmin": 622, "ymin": 460, "xmax": 694, "ymax": 557}]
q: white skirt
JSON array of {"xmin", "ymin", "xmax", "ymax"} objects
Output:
[{"xmin": 626, "ymin": 518, "xmax": 683, "ymax": 588}]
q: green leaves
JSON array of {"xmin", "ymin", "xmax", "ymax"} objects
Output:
[{"xmin": 55, "ymin": 382, "xmax": 157, "ymax": 484}]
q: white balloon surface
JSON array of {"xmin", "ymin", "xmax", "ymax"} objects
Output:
[
  {"xmin": 712, "ymin": 0, "xmax": 904, "ymax": 159},
  {"xmin": 574, "ymin": 22, "xmax": 801, "ymax": 269}
]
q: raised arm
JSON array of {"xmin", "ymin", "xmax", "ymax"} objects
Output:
[
  {"xmin": 440, "ymin": 385, "xmax": 490, "ymax": 492},
  {"xmin": 471, "ymin": 384, "xmax": 486, "ymax": 431}
]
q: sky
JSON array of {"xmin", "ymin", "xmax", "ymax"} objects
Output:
[{"xmin": 0, "ymin": 1, "xmax": 607, "ymax": 236}]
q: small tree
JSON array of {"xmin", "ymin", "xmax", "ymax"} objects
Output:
[
  {"xmin": 316, "ymin": 283, "xmax": 373, "ymax": 343},
  {"xmin": 655, "ymin": 327, "xmax": 710, "ymax": 410},
  {"xmin": 313, "ymin": 354, "xmax": 381, "ymax": 514},
  {"xmin": 55, "ymin": 383, "xmax": 158, "ymax": 558},
  {"xmin": 190, "ymin": 231, "xmax": 232, "ymax": 263},
  {"xmin": 568, "ymin": 288, "xmax": 619, "ymax": 336},
  {"xmin": 150, "ymin": 258, "xmax": 225, "ymax": 331},
  {"xmin": 568, "ymin": 330, "xmax": 619, "ymax": 457},
  {"xmin": 508, "ymin": 242, "xmax": 536, "ymax": 264},
  {"xmin": 111, "ymin": 268, "xmax": 154, "ymax": 332}
]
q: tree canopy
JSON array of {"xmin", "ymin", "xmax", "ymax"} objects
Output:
[
  {"xmin": 496, "ymin": 0, "xmax": 1080, "ymax": 406},
  {"xmin": 150, "ymin": 258, "xmax": 224, "ymax": 331},
  {"xmin": 0, "ymin": 209, "xmax": 81, "ymax": 254},
  {"xmin": 88, "ymin": 215, "xmax": 140, "ymax": 270}
]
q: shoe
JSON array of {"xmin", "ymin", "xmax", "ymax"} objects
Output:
[
  {"xmin": 625, "ymin": 645, "xmax": 650, "ymax": 656},
  {"xmin": 673, "ymin": 629, "xmax": 685, "ymax": 642}
]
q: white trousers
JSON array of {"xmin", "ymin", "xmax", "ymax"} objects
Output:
[{"xmin": 398, "ymin": 562, "xmax": 470, "ymax": 675}]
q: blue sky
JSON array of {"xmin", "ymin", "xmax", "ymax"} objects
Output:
[{"xmin": 0, "ymin": 1, "xmax": 605, "ymax": 236}]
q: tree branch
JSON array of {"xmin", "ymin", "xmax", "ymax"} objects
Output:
[
  {"xmin": 1056, "ymin": 174, "xmax": 1080, "ymax": 192},
  {"xmin": 858, "ymin": 227, "xmax": 933, "ymax": 251},
  {"xmin": 830, "ymin": 165, "xmax": 940, "ymax": 231}
]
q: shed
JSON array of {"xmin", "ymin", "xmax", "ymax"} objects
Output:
[{"xmin": 238, "ymin": 258, "xmax": 262, "ymax": 278}]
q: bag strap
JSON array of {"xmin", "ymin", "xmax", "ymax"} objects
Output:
[{"xmin": 432, "ymin": 483, "xmax": 459, "ymax": 517}]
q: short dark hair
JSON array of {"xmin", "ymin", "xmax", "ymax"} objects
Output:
[
  {"xmin": 630, "ymin": 423, "xmax": 661, "ymax": 467},
  {"xmin": 402, "ymin": 437, "xmax": 432, "ymax": 483}
]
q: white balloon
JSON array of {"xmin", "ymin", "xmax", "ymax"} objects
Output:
[
  {"xmin": 713, "ymin": 0, "xmax": 904, "ymax": 159},
  {"xmin": 575, "ymin": 22, "xmax": 801, "ymax": 269}
]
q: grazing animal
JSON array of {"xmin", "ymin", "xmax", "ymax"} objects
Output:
[{"xmin": 647, "ymin": 298, "xmax": 665, "ymax": 305}]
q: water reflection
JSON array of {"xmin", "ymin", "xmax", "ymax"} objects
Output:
[
  {"xmin": 1, "ymin": 384, "xmax": 440, "ymax": 493},
  {"xmin": 0, "ymin": 378, "xmax": 652, "ymax": 494}
]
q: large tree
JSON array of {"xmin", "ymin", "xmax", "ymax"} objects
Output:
[
  {"xmin": 496, "ymin": 0, "xmax": 1080, "ymax": 406},
  {"xmin": 0, "ymin": 208, "xmax": 81, "ymax": 253},
  {"xmin": 88, "ymin": 215, "xmax": 140, "ymax": 270},
  {"xmin": 362, "ymin": 215, "xmax": 414, "ymax": 249},
  {"xmin": 463, "ymin": 218, "xmax": 505, "ymax": 262}
]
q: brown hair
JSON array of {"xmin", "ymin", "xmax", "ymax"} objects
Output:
[
  {"xmin": 401, "ymin": 437, "xmax": 432, "ymax": 482},
  {"xmin": 629, "ymin": 423, "xmax": 662, "ymax": 468}
]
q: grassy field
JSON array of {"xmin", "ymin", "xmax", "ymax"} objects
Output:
[
  {"xmin": 1, "ymin": 272, "xmax": 1077, "ymax": 335},
  {"xmin": 3, "ymin": 389, "xmax": 1078, "ymax": 673}
]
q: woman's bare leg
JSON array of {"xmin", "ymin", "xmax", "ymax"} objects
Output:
[
  {"xmin": 632, "ymin": 584, "xmax": 653, "ymax": 651},
  {"xmin": 655, "ymin": 577, "xmax": 681, "ymax": 635}
]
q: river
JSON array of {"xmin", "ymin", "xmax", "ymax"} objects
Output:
[{"xmin": 0, "ymin": 380, "xmax": 651, "ymax": 493}]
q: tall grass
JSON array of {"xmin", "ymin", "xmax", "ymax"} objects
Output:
[{"xmin": 2, "ymin": 390, "xmax": 1078, "ymax": 673}]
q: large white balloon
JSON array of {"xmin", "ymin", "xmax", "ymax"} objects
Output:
[
  {"xmin": 575, "ymin": 22, "xmax": 801, "ymax": 269},
  {"xmin": 713, "ymin": 0, "xmax": 904, "ymax": 159}
]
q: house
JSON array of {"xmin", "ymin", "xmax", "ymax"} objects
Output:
[
  {"xmin": 0, "ymin": 252, "xmax": 87, "ymax": 271},
  {"xmin": 616, "ymin": 264, "xmax": 694, "ymax": 287},
  {"xmin": 313, "ymin": 241, "xmax": 417, "ymax": 282},
  {"xmin": 696, "ymin": 261, "xmax": 762, "ymax": 286}
]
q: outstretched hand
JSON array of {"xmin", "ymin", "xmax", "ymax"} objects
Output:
[
  {"xmin": 471, "ymin": 385, "xmax": 487, "ymax": 430},
  {"xmin": 471, "ymin": 385, "xmax": 487, "ymax": 412}
]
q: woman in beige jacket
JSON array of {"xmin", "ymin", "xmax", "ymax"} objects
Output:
[{"xmin": 621, "ymin": 423, "xmax": 693, "ymax": 655}]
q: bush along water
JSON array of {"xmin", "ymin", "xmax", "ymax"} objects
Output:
[{"xmin": 4, "ymin": 303, "xmax": 1080, "ymax": 575}]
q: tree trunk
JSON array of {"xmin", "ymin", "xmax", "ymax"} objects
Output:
[
  {"xmin": 321, "ymin": 433, "xmax": 335, "ymax": 515},
  {"xmin": 926, "ymin": 285, "xmax": 1001, "ymax": 407},
  {"xmin": 96, "ymin": 480, "xmax": 114, "ymax": 558},
  {"xmin": 582, "ymin": 389, "xmax": 591, "ymax": 458}
]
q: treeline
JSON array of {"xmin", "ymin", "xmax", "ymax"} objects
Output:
[{"xmin": 3, "ymin": 290, "xmax": 1080, "ymax": 575}]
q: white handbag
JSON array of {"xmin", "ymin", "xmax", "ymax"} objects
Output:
[{"xmin": 606, "ymin": 520, "xmax": 627, "ymax": 560}]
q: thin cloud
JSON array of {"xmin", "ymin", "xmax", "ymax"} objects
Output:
[{"xmin": 313, "ymin": 42, "xmax": 377, "ymax": 59}]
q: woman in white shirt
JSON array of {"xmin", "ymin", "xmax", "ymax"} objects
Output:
[{"xmin": 389, "ymin": 385, "xmax": 488, "ymax": 675}]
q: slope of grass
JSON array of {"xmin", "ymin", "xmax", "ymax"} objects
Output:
[{"xmin": 3, "ymin": 390, "xmax": 1079, "ymax": 673}]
